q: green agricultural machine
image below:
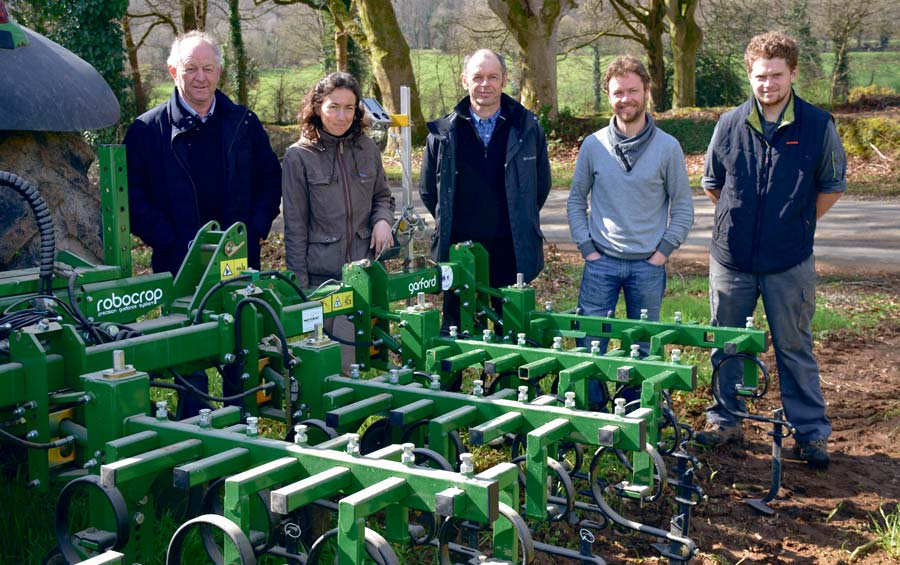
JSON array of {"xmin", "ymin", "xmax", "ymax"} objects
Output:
[
  {"xmin": 1, "ymin": 8, "xmax": 787, "ymax": 561},
  {"xmin": 0, "ymin": 142, "xmax": 783, "ymax": 564}
]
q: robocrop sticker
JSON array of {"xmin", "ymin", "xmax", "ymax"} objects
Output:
[
  {"xmin": 95, "ymin": 288, "xmax": 164, "ymax": 318},
  {"xmin": 441, "ymin": 266, "xmax": 453, "ymax": 291}
]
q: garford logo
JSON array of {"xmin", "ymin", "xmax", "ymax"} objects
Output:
[
  {"xmin": 96, "ymin": 288, "xmax": 164, "ymax": 317},
  {"xmin": 408, "ymin": 275, "xmax": 438, "ymax": 294}
]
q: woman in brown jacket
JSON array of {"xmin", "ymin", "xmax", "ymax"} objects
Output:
[{"xmin": 282, "ymin": 72, "xmax": 395, "ymax": 288}]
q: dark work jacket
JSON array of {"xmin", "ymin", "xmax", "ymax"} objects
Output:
[
  {"xmin": 123, "ymin": 88, "xmax": 282, "ymax": 275},
  {"xmin": 707, "ymin": 94, "xmax": 832, "ymax": 274},
  {"xmin": 419, "ymin": 94, "xmax": 551, "ymax": 282}
]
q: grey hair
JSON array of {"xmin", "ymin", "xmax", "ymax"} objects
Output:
[
  {"xmin": 167, "ymin": 30, "xmax": 222, "ymax": 69},
  {"xmin": 463, "ymin": 49, "xmax": 507, "ymax": 77}
]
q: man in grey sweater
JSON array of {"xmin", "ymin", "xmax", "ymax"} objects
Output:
[{"xmin": 567, "ymin": 55, "xmax": 693, "ymax": 406}]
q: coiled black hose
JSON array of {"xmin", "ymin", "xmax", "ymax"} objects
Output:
[{"xmin": 0, "ymin": 171, "xmax": 55, "ymax": 295}]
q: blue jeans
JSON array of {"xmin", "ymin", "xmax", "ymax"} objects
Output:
[
  {"xmin": 706, "ymin": 255, "xmax": 830, "ymax": 442},
  {"xmin": 577, "ymin": 255, "xmax": 667, "ymax": 406}
]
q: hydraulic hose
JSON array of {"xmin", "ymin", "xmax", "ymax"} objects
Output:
[{"xmin": 0, "ymin": 171, "xmax": 55, "ymax": 295}]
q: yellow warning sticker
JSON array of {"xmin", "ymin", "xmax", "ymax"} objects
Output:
[
  {"xmin": 220, "ymin": 258, "xmax": 248, "ymax": 280},
  {"xmin": 319, "ymin": 291, "xmax": 354, "ymax": 314}
]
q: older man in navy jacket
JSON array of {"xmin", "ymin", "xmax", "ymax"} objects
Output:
[
  {"xmin": 124, "ymin": 31, "xmax": 281, "ymax": 417},
  {"xmin": 124, "ymin": 30, "xmax": 281, "ymax": 277}
]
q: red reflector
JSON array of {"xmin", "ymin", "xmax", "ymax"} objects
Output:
[{"xmin": 0, "ymin": 1, "xmax": 9, "ymax": 24}]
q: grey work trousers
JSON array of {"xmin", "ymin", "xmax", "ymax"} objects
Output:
[{"xmin": 706, "ymin": 255, "xmax": 831, "ymax": 442}]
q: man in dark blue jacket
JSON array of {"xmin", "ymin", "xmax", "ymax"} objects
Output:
[
  {"xmin": 420, "ymin": 49, "xmax": 551, "ymax": 331},
  {"xmin": 124, "ymin": 31, "xmax": 281, "ymax": 277},
  {"xmin": 696, "ymin": 32, "xmax": 846, "ymax": 470},
  {"xmin": 124, "ymin": 31, "xmax": 281, "ymax": 417}
]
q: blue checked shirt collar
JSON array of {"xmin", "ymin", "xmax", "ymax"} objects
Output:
[{"xmin": 469, "ymin": 105, "xmax": 502, "ymax": 148}]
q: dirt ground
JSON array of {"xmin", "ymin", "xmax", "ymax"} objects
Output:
[{"xmin": 539, "ymin": 253, "xmax": 900, "ymax": 565}]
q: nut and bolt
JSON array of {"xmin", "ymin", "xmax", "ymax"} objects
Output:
[
  {"xmin": 482, "ymin": 329, "xmax": 492, "ymax": 343},
  {"xmin": 430, "ymin": 374, "xmax": 442, "ymax": 391},
  {"xmin": 389, "ymin": 369, "xmax": 400, "ymax": 385},
  {"xmin": 112, "ymin": 349, "xmax": 126, "ymax": 371},
  {"xmin": 401, "ymin": 443, "xmax": 416, "ymax": 466},
  {"xmin": 417, "ymin": 292, "xmax": 426, "ymax": 308},
  {"xmin": 13, "ymin": 400, "xmax": 36, "ymax": 416},
  {"xmin": 545, "ymin": 301, "xmax": 553, "ymax": 312},
  {"xmin": 516, "ymin": 273, "xmax": 525, "ymax": 288},
  {"xmin": 155, "ymin": 401, "xmax": 168, "ymax": 420},
  {"xmin": 590, "ymin": 340, "xmax": 601, "ymax": 355},
  {"xmin": 25, "ymin": 430, "xmax": 39, "ymax": 440},
  {"xmin": 671, "ymin": 349, "xmax": 682, "ymax": 364},
  {"xmin": 640, "ymin": 308, "xmax": 648, "ymax": 320},
  {"xmin": 294, "ymin": 424, "xmax": 308, "ymax": 445},
  {"xmin": 517, "ymin": 386, "xmax": 529, "ymax": 403},
  {"xmin": 198, "ymin": 409, "xmax": 212, "ymax": 428},
  {"xmin": 517, "ymin": 333, "xmax": 526, "ymax": 346},
  {"xmin": 223, "ymin": 353, "xmax": 236, "ymax": 363},
  {"xmin": 134, "ymin": 512, "xmax": 145, "ymax": 525},
  {"xmin": 745, "ymin": 316, "xmax": 755, "ymax": 329},
  {"xmin": 350, "ymin": 364, "xmax": 361, "ymax": 379},
  {"xmin": 245, "ymin": 417, "xmax": 259, "ymax": 437},
  {"xmin": 552, "ymin": 336, "xmax": 563, "ymax": 350},
  {"xmin": 37, "ymin": 318, "xmax": 50, "ymax": 331},
  {"xmin": 630, "ymin": 344, "xmax": 641, "ymax": 359},
  {"xmin": 564, "ymin": 391, "xmax": 576, "ymax": 409},
  {"xmin": 674, "ymin": 311, "xmax": 682, "ymax": 324},
  {"xmin": 449, "ymin": 326, "xmax": 458, "ymax": 338},
  {"xmin": 241, "ymin": 372, "xmax": 251, "ymax": 381},
  {"xmin": 472, "ymin": 380, "xmax": 484, "ymax": 397},
  {"xmin": 460, "ymin": 453, "xmax": 474, "ymax": 476},
  {"xmin": 614, "ymin": 398, "xmax": 627, "ymax": 416},
  {"xmin": 346, "ymin": 433, "xmax": 361, "ymax": 456}
]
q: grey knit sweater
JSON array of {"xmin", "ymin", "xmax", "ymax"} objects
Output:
[{"xmin": 567, "ymin": 124, "xmax": 694, "ymax": 260}]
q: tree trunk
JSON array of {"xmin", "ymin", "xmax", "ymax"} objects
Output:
[
  {"xmin": 645, "ymin": 0, "xmax": 668, "ymax": 111},
  {"xmin": 228, "ymin": 0, "xmax": 249, "ymax": 106},
  {"xmin": 487, "ymin": 0, "xmax": 576, "ymax": 120},
  {"xmin": 181, "ymin": 0, "xmax": 207, "ymax": 31},
  {"xmin": 830, "ymin": 36, "xmax": 851, "ymax": 104},
  {"xmin": 666, "ymin": 0, "xmax": 702, "ymax": 108},
  {"xmin": 591, "ymin": 43, "xmax": 602, "ymax": 112},
  {"xmin": 335, "ymin": 30, "xmax": 349, "ymax": 71},
  {"xmin": 122, "ymin": 15, "xmax": 147, "ymax": 115},
  {"xmin": 353, "ymin": 0, "xmax": 427, "ymax": 143}
]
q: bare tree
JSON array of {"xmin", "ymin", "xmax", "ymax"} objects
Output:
[
  {"xmin": 821, "ymin": 0, "xmax": 875, "ymax": 104},
  {"xmin": 665, "ymin": 0, "xmax": 701, "ymax": 108},
  {"xmin": 487, "ymin": 0, "xmax": 577, "ymax": 119}
]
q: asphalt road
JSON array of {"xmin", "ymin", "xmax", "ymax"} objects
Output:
[{"xmin": 273, "ymin": 188, "xmax": 900, "ymax": 274}]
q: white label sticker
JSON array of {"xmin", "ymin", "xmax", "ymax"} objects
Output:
[
  {"xmin": 301, "ymin": 305, "xmax": 325, "ymax": 333},
  {"xmin": 441, "ymin": 265, "xmax": 453, "ymax": 291}
]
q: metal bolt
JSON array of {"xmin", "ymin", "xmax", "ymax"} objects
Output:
[
  {"xmin": 516, "ymin": 273, "xmax": 525, "ymax": 288},
  {"xmin": 112, "ymin": 349, "xmax": 125, "ymax": 371},
  {"xmin": 462, "ymin": 301, "xmax": 470, "ymax": 308},
  {"xmin": 315, "ymin": 323, "xmax": 325, "ymax": 341},
  {"xmin": 745, "ymin": 316, "xmax": 755, "ymax": 329},
  {"xmin": 417, "ymin": 292, "xmax": 426, "ymax": 308},
  {"xmin": 223, "ymin": 353, "xmax": 236, "ymax": 363},
  {"xmin": 347, "ymin": 433, "xmax": 360, "ymax": 456},
  {"xmin": 37, "ymin": 318, "xmax": 50, "ymax": 331},
  {"xmin": 614, "ymin": 398, "xmax": 627, "ymax": 416},
  {"xmin": 156, "ymin": 401, "xmax": 168, "ymax": 420},
  {"xmin": 221, "ymin": 313, "xmax": 233, "ymax": 324},
  {"xmin": 241, "ymin": 372, "xmax": 251, "ymax": 381},
  {"xmin": 198, "ymin": 409, "xmax": 212, "ymax": 428},
  {"xmin": 671, "ymin": 349, "xmax": 682, "ymax": 364},
  {"xmin": 564, "ymin": 391, "xmax": 576, "ymax": 409},
  {"xmin": 482, "ymin": 329, "xmax": 492, "ymax": 343},
  {"xmin": 401, "ymin": 443, "xmax": 416, "ymax": 466},
  {"xmin": 389, "ymin": 369, "xmax": 400, "ymax": 385},
  {"xmin": 517, "ymin": 386, "xmax": 529, "ymax": 402},
  {"xmin": 630, "ymin": 344, "xmax": 641, "ymax": 359},
  {"xmin": 460, "ymin": 453, "xmax": 474, "ymax": 476},
  {"xmin": 517, "ymin": 333, "xmax": 526, "ymax": 346},
  {"xmin": 134, "ymin": 512, "xmax": 145, "ymax": 525},
  {"xmin": 26, "ymin": 479, "xmax": 40, "ymax": 489},
  {"xmin": 640, "ymin": 308, "xmax": 648, "ymax": 320},
  {"xmin": 294, "ymin": 425, "xmax": 308, "ymax": 445},
  {"xmin": 83, "ymin": 458, "xmax": 98, "ymax": 469},
  {"xmin": 356, "ymin": 329, "xmax": 365, "ymax": 336},
  {"xmin": 552, "ymin": 336, "xmax": 563, "ymax": 350},
  {"xmin": 449, "ymin": 326, "xmax": 458, "ymax": 338},
  {"xmin": 25, "ymin": 430, "xmax": 38, "ymax": 440},
  {"xmin": 430, "ymin": 374, "xmax": 442, "ymax": 391},
  {"xmin": 590, "ymin": 340, "xmax": 601, "ymax": 355},
  {"xmin": 246, "ymin": 417, "xmax": 259, "ymax": 437},
  {"xmin": 472, "ymin": 380, "xmax": 484, "ymax": 397},
  {"xmin": 350, "ymin": 364, "xmax": 361, "ymax": 379},
  {"xmin": 545, "ymin": 301, "xmax": 553, "ymax": 312},
  {"xmin": 13, "ymin": 400, "xmax": 36, "ymax": 416},
  {"xmin": 106, "ymin": 325, "xmax": 119, "ymax": 336},
  {"xmin": 674, "ymin": 311, "xmax": 682, "ymax": 324},
  {"xmin": 86, "ymin": 296, "xmax": 93, "ymax": 302}
]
